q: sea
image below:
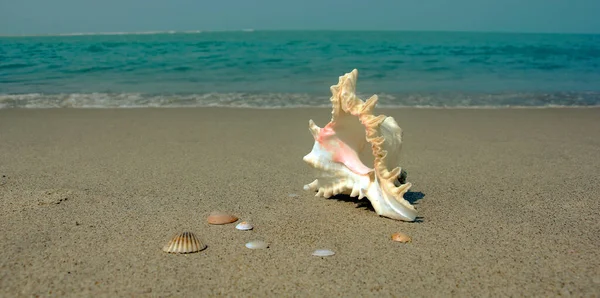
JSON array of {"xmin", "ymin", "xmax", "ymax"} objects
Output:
[{"xmin": 1, "ymin": 30, "xmax": 599, "ymax": 109}]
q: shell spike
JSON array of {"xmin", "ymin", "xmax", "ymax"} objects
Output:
[
  {"xmin": 308, "ymin": 119, "xmax": 321, "ymax": 139},
  {"xmin": 387, "ymin": 167, "xmax": 401, "ymax": 180},
  {"xmin": 361, "ymin": 95, "xmax": 379, "ymax": 114},
  {"xmin": 350, "ymin": 186, "xmax": 360, "ymax": 197},
  {"xmin": 304, "ymin": 179, "xmax": 319, "ymax": 191},
  {"xmin": 393, "ymin": 182, "xmax": 411, "ymax": 196},
  {"xmin": 330, "ymin": 85, "xmax": 339, "ymax": 95}
]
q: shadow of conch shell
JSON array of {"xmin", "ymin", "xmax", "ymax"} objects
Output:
[{"xmin": 302, "ymin": 69, "xmax": 417, "ymax": 221}]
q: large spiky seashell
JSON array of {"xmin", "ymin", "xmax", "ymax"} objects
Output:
[
  {"xmin": 302, "ymin": 69, "xmax": 417, "ymax": 221},
  {"xmin": 162, "ymin": 232, "xmax": 207, "ymax": 254}
]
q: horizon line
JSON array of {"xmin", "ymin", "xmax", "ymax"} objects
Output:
[
  {"xmin": 2, "ymin": 28, "xmax": 599, "ymax": 37},
  {"xmin": 1, "ymin": 28, "xmax": 600, "ymax": 37}
]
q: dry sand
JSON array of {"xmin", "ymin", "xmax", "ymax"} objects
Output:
[{"xmin": 0, "ymin": 107, "xmax": 599, "ymax": 297}]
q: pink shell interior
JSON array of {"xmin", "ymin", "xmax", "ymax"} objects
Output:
[{"xmin": 317, "ymin": 122, "xmax": 372, "ymax": 175}]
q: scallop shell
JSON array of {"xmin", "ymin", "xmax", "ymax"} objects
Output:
[
  {"xmin": 235, "ymin": 221, "xmax": 253, "ymax": 231},
  {"xmin": 391, "ymin": 232, "xmax": 412, "ymax": 243},
  {"xmin": 302, "ymin": 69, "xmax": 417, "ymax": 221},
  {"xmin": 245, "ymin": 240, "xmax": 269, "ymax": 249},
  {"xmin": 207, "ymin": 211, "xmax": 238, "ymax": 225},
  {"xmin": 162, "ymin": 231, "xmax": 207, "ymax": 254},
  {"xmin": 312, "ymin": 249, "xmax": 335, "ymax": 257}
]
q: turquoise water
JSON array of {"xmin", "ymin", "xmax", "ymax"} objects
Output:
[{"xmin": 1, "ymin": 30, "xmax": 599, "ymax": 108}]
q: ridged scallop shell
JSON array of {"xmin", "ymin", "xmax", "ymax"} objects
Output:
[
  {"xmin": 302, "ymin": 69, "xmax": 417, "ymax": 221},
  {"xmin": 162, "ymin": 232, "xmax": 206, "ymax": 254}
]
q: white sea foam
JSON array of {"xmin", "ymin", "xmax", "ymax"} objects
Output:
[
  {"xmin": 0, "ymin": 29, "xmax": 263, "ymax": 37},
  {"xmin": 1, "ymin": 93, "xmax": 599, "ymax": 110}
]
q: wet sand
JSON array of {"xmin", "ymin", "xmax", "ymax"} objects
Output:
[{"xmin": 0, "ymin": 107, "xmax": 599, "ymax": 297}]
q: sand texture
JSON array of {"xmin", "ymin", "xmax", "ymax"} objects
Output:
[{"xmin": 1, "ymin": 108, "xmax": 599, "ymax": 297}]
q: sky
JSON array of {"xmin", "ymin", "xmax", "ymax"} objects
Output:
[{"xmin": 1, "ymin": 0, "xmax": 599, "ymax": 35}]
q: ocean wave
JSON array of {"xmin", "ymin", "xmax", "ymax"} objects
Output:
[
  {"xmin": 0, "ymin": 29, "xmax": 258, "ymax": 37},
  {"xmin": 0, "ymin": 63, "xmax": 33, "ymax": 70},
  {"xmin": 1, "ymin": 92, "xmax": 599, "ymax": 109},
  {"xmin": 49, "ymin": 31, "xmax": 181, "ymax": 36}
]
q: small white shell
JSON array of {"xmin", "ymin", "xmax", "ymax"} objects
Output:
[
  {"xmin": 245, "ymin": 240, "xmax": 269, "ymax": 249},
  {"xmin": 162, "ymin": 231, "xmax": 206, "ymax": 254},
  {"xmin": 312, "ymin": 249, "xmax": 335, "ymax": 257},
  {"xmin": 235, "ymin": 221, "xmax": 253, "ymax": 231}
]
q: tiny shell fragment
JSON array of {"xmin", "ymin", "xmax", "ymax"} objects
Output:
[
  {"xmin": 162, "ymin": 231, "xmax": 207, "ymax": 254},
  {"xmin": 312, "ymin": 249, "xmax": 335, "ymax": 257},
  {"xmin": 245, "ymin": 240, "xmax": 269, "ymax": 249},
  {"xmin": 207, "ymin": 211, "xmax": 238, "ymax": 225},
  {"xmin": 235, "ymin": 221, "xmax": 253, "ymax": 231},
  {"xmin": 391, "ymin": 232, "xmax": 412, "ymax": 243}
]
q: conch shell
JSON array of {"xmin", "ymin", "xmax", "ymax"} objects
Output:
[{"xmin": 302, "ymin": 69, "xmax": 417, "ymax": 221}]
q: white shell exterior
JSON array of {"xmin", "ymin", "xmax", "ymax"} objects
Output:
[
  {"xmin": 245, "ymin": 240, "xmax": 269, "ymax": 249},
  {"xmin": 303, "ymin": 69, "xmax": 417, "ymax": 221},
  {"xmin": 312, "ymin": 249, "xmax": 335, "ymax": 257},
  {"xmin": 162, "ymin": 231, "xmax": 206, "ymax": 254},
  {"xmin": 235, "ymin": 221, "xmax": 253, "ymax": 231}
]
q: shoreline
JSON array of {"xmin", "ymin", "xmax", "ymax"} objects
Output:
[{"xmin": 2, "ymin": 105, "xmax": 600, "ymax": 110}]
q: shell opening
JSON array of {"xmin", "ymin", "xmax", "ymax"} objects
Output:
[{"xmin": 315, "ymin": 101, "xmax": 377, "ymax": 175}]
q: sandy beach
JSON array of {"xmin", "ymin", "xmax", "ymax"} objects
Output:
[{"xmin": 0, "ymin": 107, "xmax": 599, "ymax": 297}]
